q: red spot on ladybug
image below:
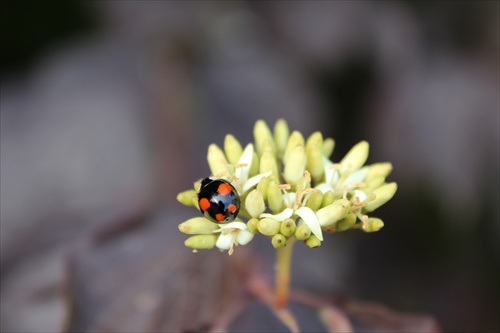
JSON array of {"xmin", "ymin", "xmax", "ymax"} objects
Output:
[
  {"xmin": 199, "ymin": 198, "xmax": 211, "ymax": 211},
  {"xmin": 197, "ymin": 178, "xmax": 241, "ymax": 223},
  {"xmin": 227, "ymin": 204, "xmax": 237, "ymax": 214},
  {"xmin": 217, "ymin": 183, "xmax": 232, "ymax": 196}
]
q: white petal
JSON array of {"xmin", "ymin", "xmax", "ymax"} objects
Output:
[
  {"xmin": 315, "ymin": 183, "xmax": 333, "ymax": 194},
  {"xmin": 242, "ymin": 170, "xmax": 272, "ymax": 194},
  {"xmin": 260, "ymin": 208, "xmax": 294, "ymax": 221},
  {"xmin": 219, "ymin": 221, "xmax": 248, "ymax": 231},
  {"xmin": 296, "ymin": 207, "xmax": 323, "ymax": 241},
  {"xmin": 343, "ymin": 167, "xmax": 368, "ymax": 188},
  {"xmin": 236, "ymin": 229, "xmax": 254, "ymax": 245},
  {"xmin": 215, "ymin": 233, "xmax": 233, "ymax": 250},
  {"xmin": 352, "ymin": 189, "xmax": 368, "ymax": 203},
  {"xmin": 235, "ymin": 144, "xmax": 254, "ymax": 181}
]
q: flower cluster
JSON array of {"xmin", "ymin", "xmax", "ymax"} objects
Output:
[{"xmin": 177, "ymin": 119, "xmax": 397, "ymax": 255}]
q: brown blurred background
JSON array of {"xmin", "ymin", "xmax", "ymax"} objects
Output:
[{"xmin": 1, "ymin": 1, "xmax": 498, "ymax": 332}]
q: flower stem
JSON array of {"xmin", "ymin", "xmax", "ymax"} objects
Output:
[{"xmin": 275, "ymin": 237, "xmax": 296, "ymax": 309}]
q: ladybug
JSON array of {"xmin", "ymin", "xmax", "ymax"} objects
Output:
[{"xmin": 197, "ymin": 178, "xmax": 240, "ymax": 223}]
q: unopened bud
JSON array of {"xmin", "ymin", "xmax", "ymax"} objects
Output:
[
  {"xmin": 274, "ymin": 118, "xmax": 290, "ymax": 157},
  {"xmin": 184, "ymin": 235, "xmax": 217, "ymax": 249},
  {"xmin": 207, "ymin": 144, "xmax": 228, "ymax": 176},
  {"xmin": 321, "ymin": 190, "xmax": 335, "ymax": 208},
  {"xmin": 340, "ymin": 141, "xmax": 369, "ymax": 172},
  {"xmin": 246, "ymin": 189, "xmax": 266, "ymax": 218},
  {"xmin": 322, "ymin": 138, "xmax": 335, "ymax": 158},
  {"xmin": 365, "ymin": 162, "xmax": 393, "ymax": 182},
  {"xmin": 364, "ymin": 182, "xmax": 397, "ymax": 212},
  {"xmin": 335, "ymin": 213, "xmax": 357, "ymax": 231},
  {"xmin": 267, "ymin": 181, "xmax": 283, "ymax": 213},
  {"xmin": 177, "ymin": 189, "xmax": 197, "ymax": 206},
  {"xmin": 305, "ymin": 191, "xmax": 323, "ymax": 211},
  {"xmin": 260, "ymin": 151, "xmax": 279, "ymax": 180},
  {"xmin": 247, "ymin": 218, "xmax": 259, "ymax": 234},
  {"xmin": 306, "ymin": 144, "xmax": 325, "ymax": 183},
  {"xmin": 280, "ymin": 218, "xmax": 297, "ymax": 237},
  {"xmin": 317, "ymin": 199, "xmax": 350, "ymax": 227},
  {"xmin": 306, "ymin": 235, "xmax": 321, "ymax": 248},
  {"xmin": 363, "ymin": 217, "xmax": 384, "ymax": 232},
  {"xmin": 295, "ymin": 224, "xmax": 311, "ymax": 240},
  {"xmin": 272, "ymin": 234, "xmax": 287, "ymax": 249},
  {"xmin": 178, "ymin": 217, "xmax": 219, "ymax": 235},
  {"xmin": 224, "ymin": 134, "xmax": 243, "ymax": 165},
  {"xmin": 258, "ymin": 218, "xmax": 281, "ymax": 236},
  {"xmin": 254, "ymin": 120, "xmax": 275, "ymax": 156},
  {"xmin": 284, "ymin": 145, "xmax": 306, "ymax": 186}
]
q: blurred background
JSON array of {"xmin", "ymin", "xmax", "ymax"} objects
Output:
[{"xmin": 1, "ymin": 1, "xmax": 498, "ymax": 332}]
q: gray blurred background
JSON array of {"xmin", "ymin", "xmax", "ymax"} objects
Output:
[{"xmin": 1, "ymin": 1, "xmax": 498, "ymax": 332}]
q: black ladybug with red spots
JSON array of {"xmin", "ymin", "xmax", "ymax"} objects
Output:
[{"xmin": 197, "ymin": 178, "xmax": 241, "ymax": 223}]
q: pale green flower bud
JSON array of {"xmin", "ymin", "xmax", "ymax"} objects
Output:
[
  {"xmin": 267, "ymin": 181, "xmax": 283, "ymax": 213},
  {"xmin": 261, "ymin": 138, "xmax": 276, "ymax": 155},
  {"xmin": 249, "ymin": 151, "xmax": 260, "ymax": 177},
  {"xmin": 306, "ymin": 131, "xmax": 323, "ymax": 149},
  {"xmin": 363, "ymin": 217, "xmax": 384, "ymax": 232},
  {"xmin": 258, "ymin": 218, "xmax": 281, "ymax": 236},
  {"xmin": 274, "ymin": 118, "xmax": 289, "ymax": 157},
  {"xmin": 365, "ymin": 162, "xmax": 393, "ymax": 182},
  {"xmin": 364, "ymin": 182, "xmax": 397, "ymax": 212},
  {"xmin": 284, "ymin": 145, "xmax": 306, "ymax": 186},
  {"xmin": 340, "ymin": 141, "xmax": 369, "ymax": 172},
  {"xmin": 321, "ymin": 190, "xmax": 335, "ymax": 208},
  {"xmin": 247, "ymin": 218, "xmax": 259, "ymax": 234},
  {"xmin": 207, "ymin": 144, "xmax": 228, "ymax": 176},
  {"xmin": 305, "ymin": 191, "xmax": 323, "ymax": 211},
  {"xmin": 284, "ymin": 131, "xmax": 305, "ymax": 164},
  {"xmin": 246, "ymin": 189, "xmax": 266, "ymax": 218},
  {"xmin": 257, "ymin": 176, "xmax": 271, "ymax": 201},
  {"xmin": 306, "ymin": 235, "xmax": 321, "ymax": 248},
  {"xmin": 295, "ymin": 224, "xmax": 311, "ymax": 240},
  {"xmin": 317, "ymin": 199, "xmax": 350, "ymax": 227},
  {"xmin": 177, "ymin": 189, "xmax": 197, "ymax": 206},
  {"xmin": 185, "ymin": 235, "xmax": 217, "ymax": 249},
  {"xmin": 260, "ymin": 151, "xmax": 279, "ymax": 180},
  {"xmin": 280, "ymin": 218, "xmax": 297, "ymax": 237},
  {"xmin": 224, "ymin": 134, "xmax": 243, "ymax": 165},
  {"xmin": 306, "ymin": 144, "xmax": 325, "ymax": 183},
  {"xmin": 335, "ymin": 213, "xmax": 357, "ymax": 231},
  {"xmin": 254, "ymin": 120, "xmax": 275, "ymax": 156},
  {"xmin": 322, "ymin": 138, "xmax": 335, "ymax": 158},
  {"xmin": 178, "ymin": 217, "xmax": 219, "ymax": 235},
  {"xmin": 362, "ymin": 176, "xmax": 386, "ymax": 194},
  {"xmin": 272, "ymin": 234, "xmax": 287, "ymax": 249}
]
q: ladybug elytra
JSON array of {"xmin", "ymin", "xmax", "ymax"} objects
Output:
[{"xmin": 197, "ymin": 178, "xmax": 240, "ymax": 223}]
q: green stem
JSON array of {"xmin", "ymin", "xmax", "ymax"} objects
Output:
[{"xmin": 275, "ymin": 237, "xmax": 296, "ymax": 309}]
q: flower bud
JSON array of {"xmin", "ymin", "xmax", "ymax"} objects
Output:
[
  {"xmin": 284, "ymin": 131, "xmax": 305, "ymax": 164},
  {"xmin": 246, "ymin": 189, "xmax": 266, "ymax": 218},
  {"xmin": 317, "ymin": 199, "xmax": 350, "ymax": 227},
  {"xmin": 305, "ymin": 191, "xmax": 323, "ymax": 211},
  {"xmin": 340, "ymin": 141, "xmax": 369, "ymax": 172},
  {"xmin": 184, "ymin": 235, "xmax": 217, "ymax": 249},
  {"xmin": 362, "ymin": 176, "xmax": 386, "ymax": 194},
  {"xmin": 280, "ymin": 218, "xmax": 297, "ymax": 237},
  {"xmin": 178, "ymin": 217, "xmax": 219, "ymax": 235},
  {"xmin": 224, "ymin": 134, "xmax": 243, "ymax": 165},
  {"xmin": 363, "ymin": 217, "xmax": 384, "ymax": 232},
  {"xmin": 306, "ymin": 131, "xmax": 323, "ymax": 150},
  {"xmin": 258, "ymin": 218, "xmax": 281, "ymax": 236},
  {"xmin": 274, "ymin": 118, "xmax": 290, "ymax": 157},
  {"xmin": 322, "ymin": 138, "xmax": 335, "ymax": 158},
  {"xmin": 249, "ymin": 151, "xmax": 260, "ymax": 177},
  {"xmin": 257, "ymin": 176, "xmax": 271, "ymax": 201},
  {"xmin": 176, "ymin": 190, "xmax": 197, "ymax": 206},
  {"xmin": 207, "ymin": 144, "xmax": 228, "ymax": 176},
  {"xmin": 295, "ymin": 224, "xmax": 311, "ymax": 240},
  {"xmin": 272, "ymin": 234, "xmax": 287, "ymax": 249},
  {"xmin": 247, "ymin": 218, "xmax": 259, "ymax": 234},
  {"xmin": 335, "ymin": 213, "xmax": 357, "ymax": 231},
  {"xmin": 254, "ymin": 120, "xmax": 275, "ymax": 156},
  {"xmin": 284, "ymin": 145, "xmax": 306, "ymax": 186},
  {"xmin": 364, "ymin": 182, "xmax": 397, "ymax": 212},
  {"xmin": 365, "ymin": 162, "xmax": 393, "ymax": 182},
  {"xmin": 260, "ymin": 151, "xmax": 279, "ymax": 180},
  {"xmin": 306, "ymin": 144, "xmax": 325, "ymax": 183},
  {"xmin": 321, "ymin": 190, "xmax": 335, "ymax": 208},
  {"xmin": 267, "ymin": 182, "xmax": 283, "ymax": 213},
  {"xmin": 306, "ymin": 235, "xmax": 321, "ymax": 248}
]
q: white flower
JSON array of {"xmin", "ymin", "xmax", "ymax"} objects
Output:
[
  {"xmin": 213, "ymin": 222, "xmax": 254, "ymax": 255},
  {"xmin": 261, "ymin": 171, "xmax": 323, "ymax": 241}
]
